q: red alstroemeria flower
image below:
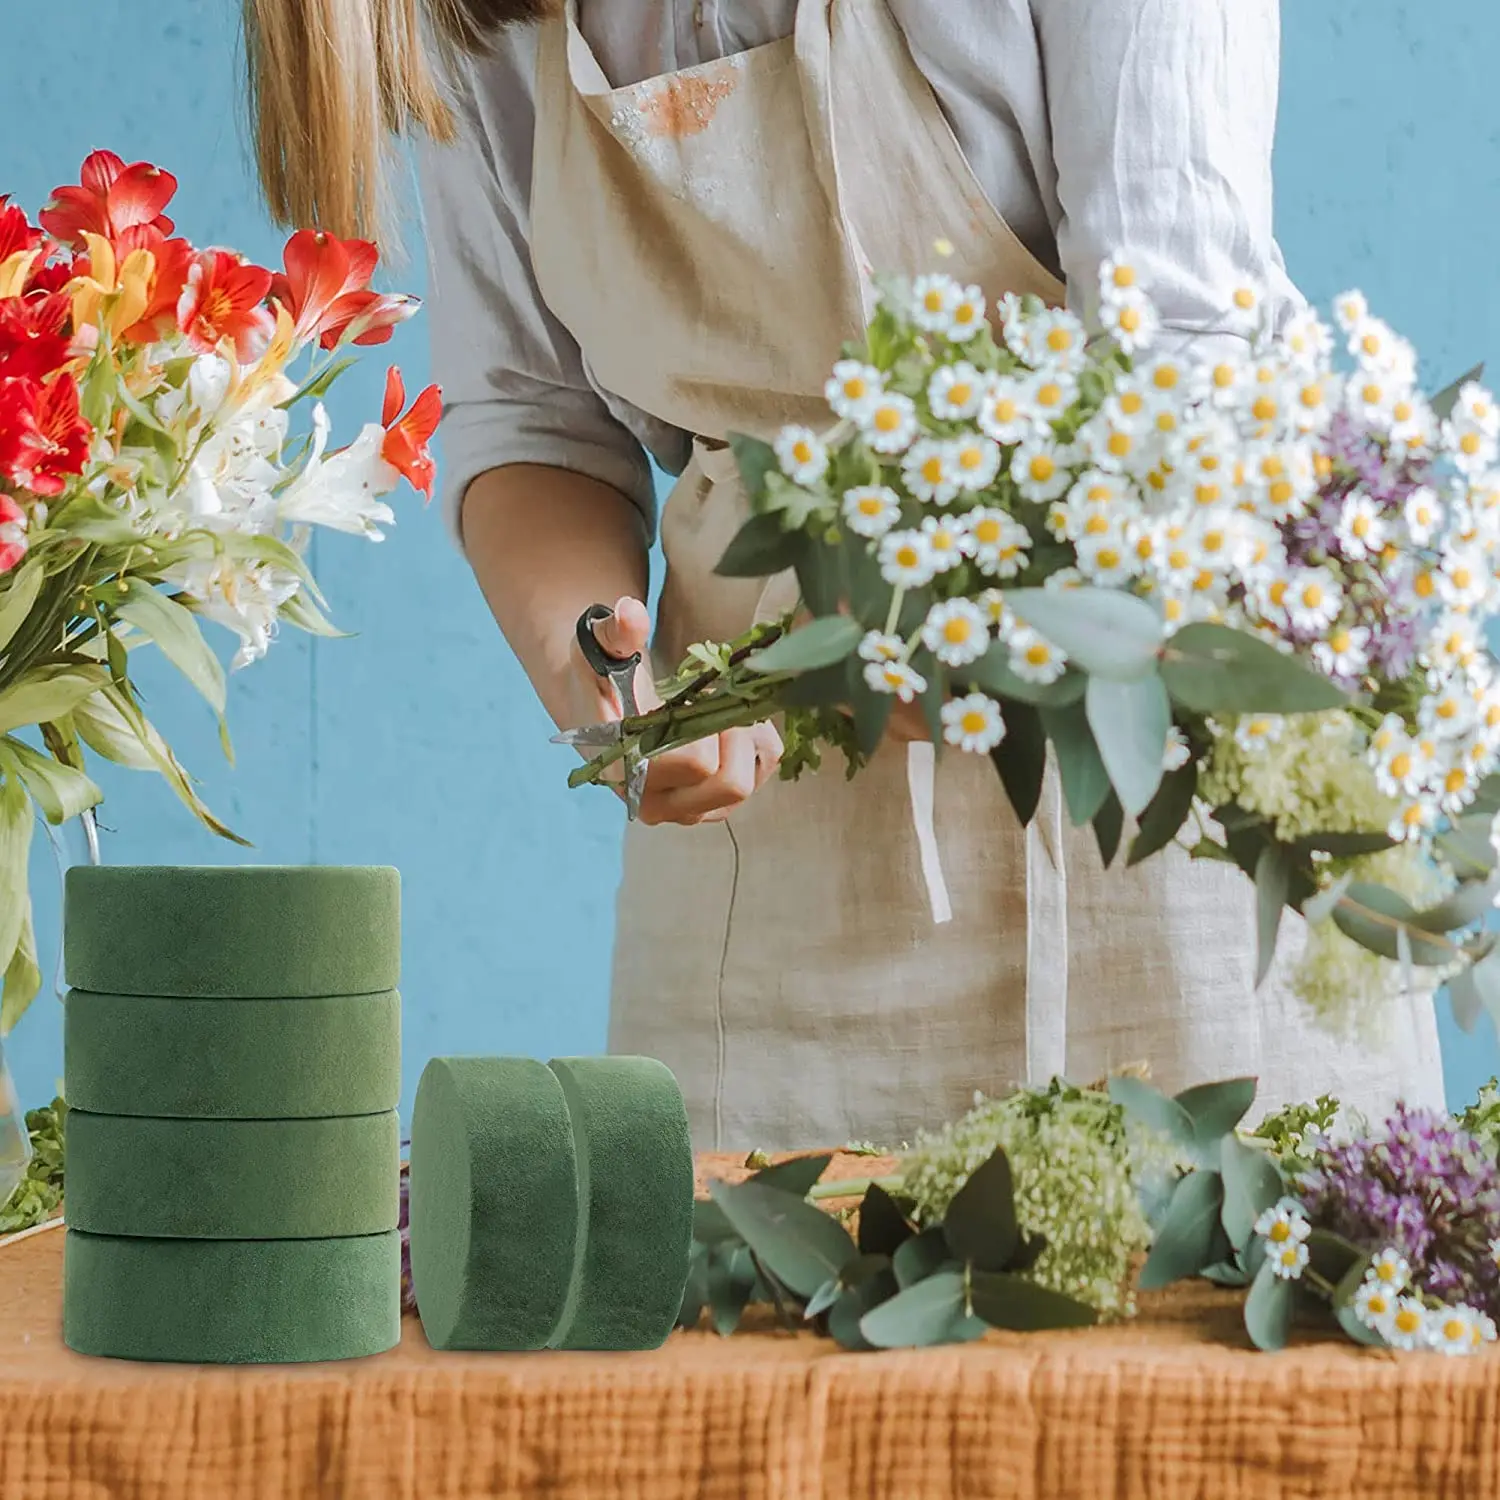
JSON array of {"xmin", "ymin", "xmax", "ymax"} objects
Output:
[
  {"xmin": 25, "ymin": 259, "xmax": 76, "ymax": 297},
  {"xmin": 0, "ymin": 374, "xmax": 92, "ymax": 497},
  {"xmin": 0, "ymin": 197, "xmax": 43, "ymax": 263},
  {"xmin": 0, "ymin": 492, "xmax": 27, "ymax": 575},
  {"xmin": 380, "ymin": 366, "xmax": 441, "ymax": 499},
  {"xmin": 271, "ymin": 228, "xmax": 418, "ymax": 350},
  {"xmin": 114, "ymin": 224, "xmax": 195, "ymax": 345},
  {"xmin": 0, "ymin": 292, "xmax": 73, "ymax": 382},
  {"xmin": 38, "ymin": 149, "xmax": 177, "ymax": 249},
  {"xmin": 176, "ymin": 248, "xmax": 275, "ymax": 362}
]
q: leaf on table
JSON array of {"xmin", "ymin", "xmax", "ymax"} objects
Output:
[
  {"xmin": 745, "ymin": 1152, "xmax": 833, "ymax": 1197},
  {"xmin": 1002, "ymin": 587, "xmax": 1163, "ymax": 681},
  {"xmin": 857, "ymin": 1182, "xmax": 915, "ymax": 1258},
  {"xmin": 967, "ymin": 1270, "xmax": 1097, "ymax": 1331},
  {"xmin": 1085, "ymin": 672, "xmax": 1169, "ymax": 817},
  {"xmin": 692, "ymin": 1197, "xmax": 740, "ymax": 1247},
  {"xmin": 706, "ymin": 1241, "xmax": 760, "ymax": 1336},
  {"xmin": 940, "ymin": 1148, "xmax": 1019, "ymax": 1273},
  {"xmin": 826, "ymin": 1264, "xmax": 900, "ymax": 1351},
  {"xmin": 1243, "ymin": 1258, "xmax": 1295, "ymax": 1352},
  {"xmin": 709, "ymin": 1178, "xmax": 857, "ymax": 1301},
  {"xmin": 1159, "ymin": 623, "xmax": 1347, "ymax": 715},
  {"xmin": 1138, "ymin": 1170, "xmax": 1227, "ymax": 1290},
  {"xmin": 1175, "ymin": 1077, "xmax": 1260, "ymax": 1150},
  {"xmin": 1219, "ymin": 1135, "xmax": 1285, "ymax": 1251},
  {"xmin": 892, "ymin": 1225, "xmax": 955, "ymax": 1289},
  {"xmin": 858, "ymin": 1270, "xmax": 988, "ymax": 1349}
]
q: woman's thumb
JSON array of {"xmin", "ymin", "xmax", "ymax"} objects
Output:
[{"xmin": 592, "ymin": 596, "xmax": 651, "ymax": 659}]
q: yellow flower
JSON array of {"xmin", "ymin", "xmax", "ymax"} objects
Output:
[
  {"xmin": 69, "ymin": 231, "xmax": 155, "ymax": 344},
  {"xmin": 0, "ymin": 247, "xmax": 42, "ymax": 299},
  {"xmin": 226, "ymin": 303, "xmax": 298, "ymax": 413}
]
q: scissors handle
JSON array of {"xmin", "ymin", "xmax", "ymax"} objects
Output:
[{"xmin": 575, "ymin": 603, "xmax": 642, "ymax": 679}]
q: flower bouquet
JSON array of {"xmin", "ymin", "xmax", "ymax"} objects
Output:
[
  {"xmin": 565, "ymin": 255, "xmax": 1500, "ymax": 1036},
  {"xmin": 0, "ymin": 151, "xmax": 439, "ymax": 1032}
]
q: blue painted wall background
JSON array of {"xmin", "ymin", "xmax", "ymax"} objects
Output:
[{"xmin": 3, "ymin": 2, "xmax": 1497, "ymax": 1123}]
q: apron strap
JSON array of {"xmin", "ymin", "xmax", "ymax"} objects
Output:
[{"xmin": 905, "ymin": 743, "xmax": 953, "ymax": 924}]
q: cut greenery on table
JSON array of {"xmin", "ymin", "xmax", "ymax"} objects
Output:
[{"xmin": 0, "ymin": 1096, "xmax": 65, "ymax": 1235}]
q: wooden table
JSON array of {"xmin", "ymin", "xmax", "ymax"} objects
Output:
[{"xmin": 2, "ymin": 1159, "xmax": 1498, "ymax": 1500}]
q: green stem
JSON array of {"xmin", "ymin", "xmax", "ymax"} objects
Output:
[{"xmin": 806, "ymin": 1174, "xmax": 904, "ymax": 1202}]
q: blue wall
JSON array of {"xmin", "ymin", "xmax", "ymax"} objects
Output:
[{"xmin": 2, "ymin": 2, "xmax": 1496, "ymax": 1123}]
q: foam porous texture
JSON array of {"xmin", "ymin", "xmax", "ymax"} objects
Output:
[
  {"xmin": 63, "ymin": 1229, "xmax": 401, "ymax": 1363},
  {"xmin": 64, "ymin": 865, "xmax": 400, "ymax": 998},
  {"xmin": 64, "ymin": 988, "xmax": 401, "ymax": 1118},
  {"xmin": 408, "ymin": 1057, "xmax": 579, "ymax": 1352},
  {"xmin": 545, "ymin": 1055, "xmax": 695, "ymax": 1352},
  {"xmin": 65, "ymin": 1110, "xmax": 400, "ymax": 1239}
]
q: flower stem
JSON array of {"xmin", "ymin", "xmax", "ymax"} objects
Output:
[{"xmin": 806, "ymin": 1174, "xmax": 904, "ymax": 1202}]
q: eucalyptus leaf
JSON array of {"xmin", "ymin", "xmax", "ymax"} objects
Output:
[
  {"xmin": 1159, "ymin": 624, "xmax": 1347, "ymax": 714},
  {"xmin": 1107, "ymin": 1075, "xmax": 1196, "ymax": 1149},
  {"xmin": 912, "ymin": 648, "xmax": 947, "ymax": 753},
  {"xmin": 693, "ymin": 1197, "xmax": 740, "ymax": 1246},
  {"xmin": 967, "ymin": 1270, "xmax": 1097, "ymax": 1331},
  {"xmin": 1455, "ymin": 950, "xmax": 1500, "ymax": 1033},
  {"xmin": 1301, "ymin": 873, "xmax": 1352, "ymax": 928},
  {"xmin": 1002, "ymin": 587, "xmax": 1164, "ymax": 681},
  {"xmin": 1175, "ymin": 1077, "xmax": 1259, "ymax": 1148},
  {"xmin": 1093, "ymin": 792, "xmax": 1124, "ymax": 869},
  {"xmin": 1290, "ymin": 830, "xmax": 1396, "ymax": 859},
  {"xmin": 961, "ymin": 646, "xmax": 1087, "ymax": 707},
  {"xmin": 1201, "ymin": 1261, "xmax": 1252, "ymax": 1289},
  {"xmin": 1085, "ymin": 673, "xmax": 1169, "ymax": 817},
  {"xmin": 1127, "ymin": 761, "xmax": 1198, "ymax": 867},
  {"xmin": 1331, "ymin": 883, "xmax": 1453, "ymax": 966},
  {"xmin": 715, "ymin": 513, "xmax": 805, "ymax": 580},
  {"xmin": 1138, "ymin": 1170, "xmax": 1226, "ymax": 1290},
  {"xmin": 1219, "ymin": 1135, "xmax": 1285, "ymax": 1250},
  {"xmin": 826, "ymin": 1265, "xmax": 900, "ymax": 1351},
  {"xmin": 706, "ymin": 1241, "xmax": 759, "ymax": 1335},
  {"xmin": 1306, "ymin": 1228, "xmax": 1364, "ymax": 1287},
  {"xmin": 803, "ymin": 1277, "xmax": 842, "ymax": 1321},
  {"xmin": 1040, "ymin": 699, "xmax": 1111, "ymax": 827},
  {"xmin": 746, "ymin": 616, "xmax": 863, "ymax": 675},
  {"xmin": 1336, "ymin": 1303, "xmax": 1389, "ymax": 1348},
  {"xmin": 1411, "ymin": 879, "xmax": 1500, "ymax": 935},
  {"xmin": 795, "ymin": 537, "xmax": 845, "ymax": 619},
  {"xmin": 1, "ymin": 737, "xmax": 102, "ymax": 824},
  {"xmin": 709, "ymin": 1178, "xmax": 857, "ymax": 1300},
  {"xmin": 1243, "ymin": 1258, "xmax": 1295, "ymax": 1352},
  {"xmin": 0, "ymin": 560, "xmax": 43, "ymax": 655},
  {"xmin": 113, "ymin": 586, "xmax": 227, "ymax": 715},
  {"xmin": 747, "ymin": 1152, "xmax": 833, "ymax": 1197},
  {"xmin": 858, "ymin": 1270, "xmax": 988, "ymax": 1349},
  {"xmin": 893, "ymin": 1226, "xmax": 954, "ymax": 1289},
  {"xmin": 1430, "ymin": 364, "xmax": 1485, "ymax": 422},
  {"xmin": 989, "ymin": 700, "xmax": 1047, "ymax": 826},
  {"xmin": 1435, "ymin": 818, "xmax": 1497, "ymax": 879},
  {"xmin": 857, "ymin": 1182, "xmax": 915, "ymax": 1257},
  {"xmin": 852, "ymin": 675, "xmax": 895, "ymax": 757},
  {"xmin": 727, "ymin": 432, "xmax": 780, "ymax": 509},
  {"xmin": 1253, "ymin": 844, "xmax": 1292, "ymax": 988},
  {"xmin": 941, "ymin": 1149, "xmax": 1019, "ymax": 1272},
  {"xmin": 1448, "ymin": 964, "xmax": 1485, "ymax": 1033}
]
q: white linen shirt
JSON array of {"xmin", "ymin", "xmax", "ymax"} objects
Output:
[{"xmin": 416, "ymin": 0, "xmax": 1301, "ymax": 541}]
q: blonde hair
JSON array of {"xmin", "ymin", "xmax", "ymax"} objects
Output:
[{"xmin": 242, "ymin": 0, "xmax": 553, "ymax": 243}]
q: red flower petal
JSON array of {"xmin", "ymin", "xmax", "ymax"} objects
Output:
[
  {"xmin": 105, "ymin": 162, "xmax": 177, "ymax": 237},
  {"xmin": 176, "ymin": 249, "xmax": 277, "ymax": 361},
  {"xmin": 0, "ymin": 198, "xmax": 43, "ymax": 263},
  {"xmin": 79, "ymin": 150, "xmax": 128, "ymax": 197},
  {"xmin": 0, "ymin": 374, "xmax": 91, "ymax": 497},
  {"xmin": 0, "ymin": 492, "xmax": 23, "ymax": 526},
  {"xmin": 381, "ymin": 365, "xmax": 406, "ymax": 428},
  {"xmin": 380, "ymin": 375, "xmax": 442, "ymax": 500}
]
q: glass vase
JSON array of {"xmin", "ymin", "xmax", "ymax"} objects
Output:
[
  {"xmin": 0, "ymin": 1037, "xmax": 29, "ymax": 1209},
  {"xmin": 43, "ymin": 806, "xmax": 101, "ymax": 1005}
]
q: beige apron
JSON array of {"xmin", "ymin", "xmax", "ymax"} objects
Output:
[{"xmin": 529, "ymin": 0, "xmax": 1447, "ymax": 1151}]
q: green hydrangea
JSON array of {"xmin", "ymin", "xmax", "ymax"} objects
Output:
[{"xmin": 895, "ymin": 1079, "xmax": 1158, "ymax": 1319}]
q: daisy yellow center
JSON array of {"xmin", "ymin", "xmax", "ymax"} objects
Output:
[
  {"xmin": 1096, "ymin": 548, "xmax": 1122, "ymax": 569},
  {"xmin": 1362, "ymin": 333, "xmax": 1382, "ymax": 356},
  {"xmin": 1112, "ymin": 265, "xmax": 1136, "ymax": 288},
  {"xmin": 1193, "ymin": 570, "xmax": 1215, "ymax": 592},
  {"xmin": 1301, "ymin": 583, "xmax": 1325, "ymax": 608},
  {"xmin": 1362, "ymin": 383, "xmax": 1383, "ymax": 405},
  {"xmin": 1047, "ymin": 328, "xmax": 1074, "ymax": 352},
  {"xmin": 1260, "ymin": 456, "xmax": 1286, "ymax": 479},
  {"xmin": 1118, "ymin": 306, "xmax": 1142, "ymax": 333},
  {"xmin": 858, "ymin": 497, "xmax": 885, "ymax": 516},
  {"xmin": 1402, "ymin": 804, "xmax": 1426, "ymax": 828},
  {"xmin": 1202, "ymin": 530, "xmax": 1225, "ymax": 552},
  {"xmin": 1088, "ymin": 484, "xmax": 1114, "ymax": 503},
  {"xmin": 1030, "ymin": 455, "xmax": 1056, "ymax": 482},
  {"xmin": 958, "ymin": 445, "xmax": 985, "ymax": 471},
  {"xmin": 1270, "ymin": 480, "xmax": 1294, "ymax": 508},
  {"xmin": 1352, "ymin": 513, "xmax": 1371, "ymax": 537},
  {"xmin": 954, "ymin": 303, "xmax": 978, "ymax": 326},
  {"xmin": 1037, "ymin": 383, "xmax": 1064, "ymax": 409},
  {"xmin": 932, "ymin": 530, "xmax": 956, "ymax": 550},
  {"xmin": 992, "ymin": 398, "xmax": 1018, "ymax": 422},
  {"xmin": 961, "ymin": 709, "xmax": 988, "ymax": 734},
  {"xmin": 1253, "ymin": 396, "xmax": 1279, "ymax": 422},
  {"xmin": 1084, "ymin": 513, "xmax": 1110, "ymax": 536},
  {"xmin": 922, "ymin": 456, "xmax": 946, "ymax": 483},
  {"xmin": 923, "ymin": 290, "xmax": 945, "ymax": 312},
  {"xmin": 1025, "ymin": 642, "xmax": 1053, "ymax": 666},
  {"xmin": 1443, "ymin": 1316, "xmax": 1467, "ymax": 1342},
  {"xmin": 1461, "ymin": 432, "xmax": 1483, "ymax": 456},
  {"xmin": 949, "ymin": 382, "xmax": 973, "ymax": 406},
  {"xmin": 1445, "ymin": 767, "xmax": 1469, "ymax": 794},
  {"xmin": 882, "ymin": 666, "xmax": 907, "ymax": 688},
  {"xmin": 1389, "ymin": 752, "xmax": 1413, "ymax": 779},
  {"xmin": 1134, "ymin": 537, "xmax": 1155, "ymax": 559},
  {"xmin": 1453, "ymin": 566, "xmax": 1475, "ymax": 589},
  {"xmin": 1278, "ymin": 1246, "xmax": 1301, "ymax": 1267},
  {"xmin": 1394, "ymin": 1306, "xmax": 1423, "ymax": 1335},
  {"xmin": 1164, "ymin": 597, "xmax": 1184, "ymax": 622},
  {"xmin": 1155, "ymin": 411, "xmax": 1179, "ymax": 434},
  {"xmin": 1108, "ymin": 432, "xmax": 1133, "ymax": 458},
  {"xmin": 1213, "ymin": 364, "xmax": 1236, "ymax": 389},
  {"xmin": 1153, "ymin": 367, "xmax": 1180, "ymax": 391},
  {"xmin": 1437, "ymin": 698, "xmax": 1460, "ymax": 720},
  {"xmin": 1393, "ymin": 400, "xmax": 1413, "ymax": 423},
  {"xmin": 1167, "ymin": 549, "xmax": 1190, "ymax": 570},
  {"xmin": 1120, "ymin": 391, "xmax": 1145, "ymax": 415},
  {"xmin": 1368, "ymin": 1294, "xmax": 1390, "ymax": 1315},
  {"xmin": 1268, "ymin": 580, "xmax": 1288, "ymax": 606},
  {"xmin": 943, "ymin": 618, "xmax": 973, "ymax": 644},
  {"xmin": 843, "ymin": 377, "xmax": 868, "ymax": 400},
  {"xmin": 1330, "ymin": 630, "xmax": 1352, "ymax": 653},
  {"xmin": 1415, "ymin": 571, "xmax": 1436, "ymax": 598},
  {"xmin": 1148, "ymin": 468, "xmax": 1169, "ymax": 491},
  {"xmin": 1234, "ymin": 288, "xmax": 1257, "ymax": 310},
  {"xmin": 896, "ymin": 545, "xmax": 920, "ymax": 568},
  {"xmin": 1301, "ymin": 385, "xmax": 1325, "ymax": 408},
  {"xmin": 875, "ymin": 405, "xmax": 902, "ymax": 433},
  {"xmin": 973, "ymin": 518, "xmax": 1002, "ymax": 543},
  {"xmin": 793, "ymin": 440, "xmax": 814, "ymax": 463},
  {"xmin": 1195, "ymin": 484, "xmax": 1222, "ymax": 507},
  {"xmin": 1315, "ymin": 453, "xmax": 1334, "ymax": 479}
]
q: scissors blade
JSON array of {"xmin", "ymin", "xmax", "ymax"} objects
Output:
[
  {"xmin": 551, "ymin": 722, "xmax": 627, "ymax": 749},
  {"xmin": 623, "ymin": 755, "xmax": 648, "ymax": 820}
]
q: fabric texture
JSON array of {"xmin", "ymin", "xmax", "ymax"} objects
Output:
[
  {"xmin": 415, "ymin": 0, "xmax": 1298, "ymax": 541},
  {"xmin": 5, "ymin": 1154, "xmax": 1499, "ymax": 1498},
  {"xmin": 521, "ymin": 0, "xmax": 1446, "ymax": 1153}
]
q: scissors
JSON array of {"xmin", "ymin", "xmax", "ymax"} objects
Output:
[{"xmin": 550, "ymin": 603, "xmax": 650, "ymax": 820}]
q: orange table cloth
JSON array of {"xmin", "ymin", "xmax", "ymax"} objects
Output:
[{"xmin": 2, "ymin": 1152, "xmax": 1499, "ymax": 1500}]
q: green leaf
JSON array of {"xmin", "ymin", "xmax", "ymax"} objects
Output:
[
  {"xmin": 1253, "ymin": 844, "xmax": 1292, "ymax": 988},
  {"xmin": 1175, "ymin": 1077, "xmax": 1259, "ymax": 1148},
  {"xmin": 940, "ymin": 1149, "xmax": 1019, "ymax": 1272},
  {"xmin": 1201, "ymin": 1260, "xmax": 1252, "ymax": 1288},
  {"xmin": 893, "ymin": 1226, "xmax": 954, "ymax": 1288},
  {"xmin": 1085, "ymin": 672, "xmax": 1169, "ymax": 817},
  {"xmin": 1435, "ymin": 817, "xmax": 1497, "ymax": 879},
  {"xmin": 1290, "ymin": 830, "xmax": 1396, "ymax": 860},
  {"xmin": 0, "ymin": 559, "xmax": 43, "ymax": 654},
  {"xmin": 1108, "ymin": 1075, "xmax": 1196, "ymax": 1149},
  {"xmin": 858, "ymin": 1270, "xmax": 988, "ymax": 1349},
  {"xmin": 675, "ymin": 1246, "xmax": 710, "ymax": 1328},
  {"xmin": 1093, "ymin": 792, "xmax": 1124, "ymax": 869},
  {"xmin": 1331, "ymin": 883, "xmax": 1453, "ymax": 966},
  {"xmin": 70, "ymin": 689, "xmax": 156, "ymax": 771},
  {"xmin": 747, "ymin": 1152, "xmax": 833, "ymax": 1197},
  {"xmin": 0, "ymin": 667, "xmax": 110, "ymax": 737},
  {"xmin": 1335, "ymin": 1302, "xmax": 1389, "ymax": 1348},
  {"xmin": 826, "ymin": 1265, "xmax": 900, "ymax": 1351},
  {"xmin": 1430, "ymin": 363, "xmax": 1485, "ymax": 422},
  {"xmin": 714, "ymin": 513, "xmax": 805, "ymax": 580},
  {"xmin": 1412, "ymin": 879, "xmax": 1500, "ymax": 935},
  {"xmin": 989, "ymin": 700, "xmax": 1047, "ymax": 826},
  {"xmin": 1040, "ymin": 699, "xmax": 1111, "ymax": 827},
  {"xmin": 708, "ymin": 1178, "xmax": 857, "ymax": 1300},
  {"xmin": 279, "ymin": 590, "xmax": 349, "ymax": 640},
  {"xmin": 1159, "ymin": 624, "xmax": 1347, "ymax": 715},
  {"xmin": 727, "ymin": 433, "xmax": 780, "ymax": 509},
  {"xmin": 746, "ymin": 616, "xmax": 863, "ymax": 675},
  {"xmin": 692, "ymin": 1197, "xmax": 740, "ymax": 1246},
  {"xmin": 1219, "ymin": 1136, "xmax": 1285, "ymax": 1250},
  {"xmin": 911, "ymin": 648, "xmax": 947, "ymax": 751},
  {"xmin": 0, "ymin": 896, "xmax": 41, "ymax": 1036},
  {"xmin": 0, "ymin": 738, "xmax": 102, "ymax": 824},
  {"xmin": 1305, "ymin": 1228, "xmax": 1363, "ymax": 1287},
  {"xmin": 0, "ymin": 772, "xmax": 32, "ymax": 991},
  {"xmin": 795, "ymin": 537, "xmax": 845, "ymax": 619},
  {"xmin": 111, "ymin": 586, "xmax": 227, "ymax": 715},
  {"xmin": 967, "ymin": 1270, "xmax": 1097, "ymax": 1331},
  {"xmin": 961, "ymin": 646, "xmax": 1086, "ymax": 707},
  {"xmin": 851, "ymin": 675, "xmax": 895, "ymax": 758},
  {"xmin": 1127, "ymin": 761, "xmax": 1198, "ymax": 867},
  {"xmin": 1138, "ymin": 1170, "xmax": 1226, "ymax": 1290},
  {"xmin": 857, "ymin": 1183, "xmax": 915, "ymax": 1257},
  {"xmin": 706, "ymin": 1241, "xmax": 759, "ymax": 1335},
  {"xmin": 803, "ymin": 1277, "xmax": 842, "ymax": 1320},
  {"xmin": 278, "ymin": 352, "xmax": 359, "ymax": 408},
  {"xmin": 1243, "ymin": 1258, "xmax": 1296, "ymax": 1352},
  {"xmin": 1002, "ymin": 587, "xmax": 1163, "ymax": 681}
]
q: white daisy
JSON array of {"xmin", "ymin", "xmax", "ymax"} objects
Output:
[
  {"xmin": 1235, "ymin": 715, "xmax": 1285, "ymax": 753},
  {"xmin": 1439, "ymin": 544, "xmax": 1490, "ymax": 611},
  {"xmin": 942, "ymin": 693, "xmax": 1007, "ymax": 753},
  {"xmin": 1225, "ymin": 282, "xmax": 1264, "ymax": 336},
  {"xmin": 921, "ymin": 598, "xmax": 991, "ymax": 667},
  {"xmin": 1336, "ymin": 492, "xmax": 1388, "ymax": 561},
  {"xmin": 1025, "ymin": 369, "xmax": 1080, "ymax": 429},
  {"xmin": 859, "ymin": 391, "xmax": 920, "ymax": 454},
  {"xmin": 1081, "ymin": 410, "xmax": 1149, "ymax": 474},
  {"xmin": 1099, "ymin": 287, "xmax": 1159, "ymax": 354},
  {"xmin": 1195, "ymin": 354, "xmax": 1248, "ymax": 411},
  {"xmin": 863, "ymin": 659, "xmax": 927, "ymax": 701},
  {"xmin": 903, "ymin": 439, "xmax": 962, "ymax": 506},
  {"xmin": 824, "ymin": 360, "xmax": 884, "ymax": 420},
  {"xmin": 1267, "ymin": 1240, "xmax": 1310, "ymax": 1281},
  {"xmin": 878, "ymin": 528, "xmax": 936, "ymax": 588},
  {"xmin": 1162, "ymin": 726, "xmax": 1193, "ymax": 772},
  {"xmin": 1403, "ymin": 486, "xmax": 1443, "ymax": 546},
  {"xmin": 922, "ymin": 513, "xmax": 967, "ymax": 572},
  {"xmin": 1430, "ymin": 1304, "xmax": 1485, "ymax": 1357},
  {"xmin": 774, "ymin": 425, "xmax": 829, "ymax": 486},
  {"xmin": 1242, "ymin": 442, "xmax": 1317, "ymax": 520},
  {"xmin": 1076, "ymin": 525, "xmax": 1136, "ymax": 587},
  {"xmin": 1345, "ymin": 370, "xmax": 1401, "ymax": 425},
  {"xmin": 1102, "ymin": 378, "xmax": 1155, "ymax": 432},
  {"xmin": 949, "ymin": 433, "xmax": 1004, "ymax": 493},
  {"xmin": 1352, "ymin": 1279, "xmax": 1397, "ymax": 1336},
  {"xmin": 1285, "ymin": 568, "xmax": 1343, "ymax": 631},
  {"xmin": 946, "ymin": 283, "xmax": 988, "ymax": 343},
  {"xmin": 841, "ymin": 484, "xmax": 902, "ymax": 538},
  {"xmin": 1011, "ymin": 439, "xmax": 1073, "ymax": 503},
  {"xmin": 1457, "ymin": 382, "xmax": 1500, "ymax": 436},
  {"xmin": 1384, "ymin": 1296, "xmax": 1431, "ymax": 1352},
  {"xmin": 1445, "ymin": 418, "xmax": 1499, "ymax": 478},
  {"xmin": 1388, "ymin": 797, "xmax": 1439, "ymax": 844},
  {"xmin": 1006, "ymin": 625, "xmax": 1068, "ymax": 683},
  {"xmin": 1288, "ymin": 371, "xmax": 1339, "ymax": 436},
  {"xmin": 1097, "ymin": 254, "xmax": 1141, "ymax": 304},
  {"xmin": 1312, "ymin": 624, "xmax": 1371, "ymax": 680},
  {"xmin": 1138, "ymin": 354, "xmax": 1192, "ymax": 410},
  {"xmin": 976, "ymin": 587, "xmax": 1012, "ymax": 628},
  {"xmin": 1389, "ymin": 393, "xmax": 1437, "ymax": 454},
  {"xmin": 1024, "ymin": 308, "xmax": 1089, "ymax": 372},
  {"xmin": 976, "ymin": 375, "xmax": 1034, "ymax": 446},
  {"xmin": 1418, "ymin": 676, "xmax": 1476, "ymax": 741},
  {"xmin": 965, "ymin": 508, "xmax": 1032, "ymax": 578},
  {"xmin": 1332, "ymin": 290, "xmax": 1370, "ymax": 333},
  {"xmin": 858, "ymin": 630, "xmax": 906, "ymax": 664},
  {"xmin": 1282, "ymin": 307, "xmax": 1335, "ymax": 370},
  {"xmin": 910, "ymin": 272, "xmax": 962, "ymax": 334},
  {"xmin": 927, "ymin": 362, "xmax": 985, "ymax": 421}
]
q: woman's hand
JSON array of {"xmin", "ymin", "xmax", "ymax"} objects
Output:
[{"xmin": 569, "ymin": 596, "xmax": 783, "ymax": 826}]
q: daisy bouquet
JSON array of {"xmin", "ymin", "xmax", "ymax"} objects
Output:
[
  {"xmin": 0, "ymin": 150, "xmax": 438, "ymax": 1031},
  {"xmin": 566, "ymin": 252, "xmax": 1500, "ymax": 1038}
]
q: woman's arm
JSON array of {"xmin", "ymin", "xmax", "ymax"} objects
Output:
[{"xmin": 1035, "ymin": 0, "xmax": 1303, "ymax": 344}]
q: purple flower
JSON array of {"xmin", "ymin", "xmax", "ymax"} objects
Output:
[
  {"xmin": 1368, "ymin": 612, "xmax": 1421, "ymax": 679},
  {"xmin": 1299, "ymin": 1104, "xmax": 1500, "ymax": 1316}
]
